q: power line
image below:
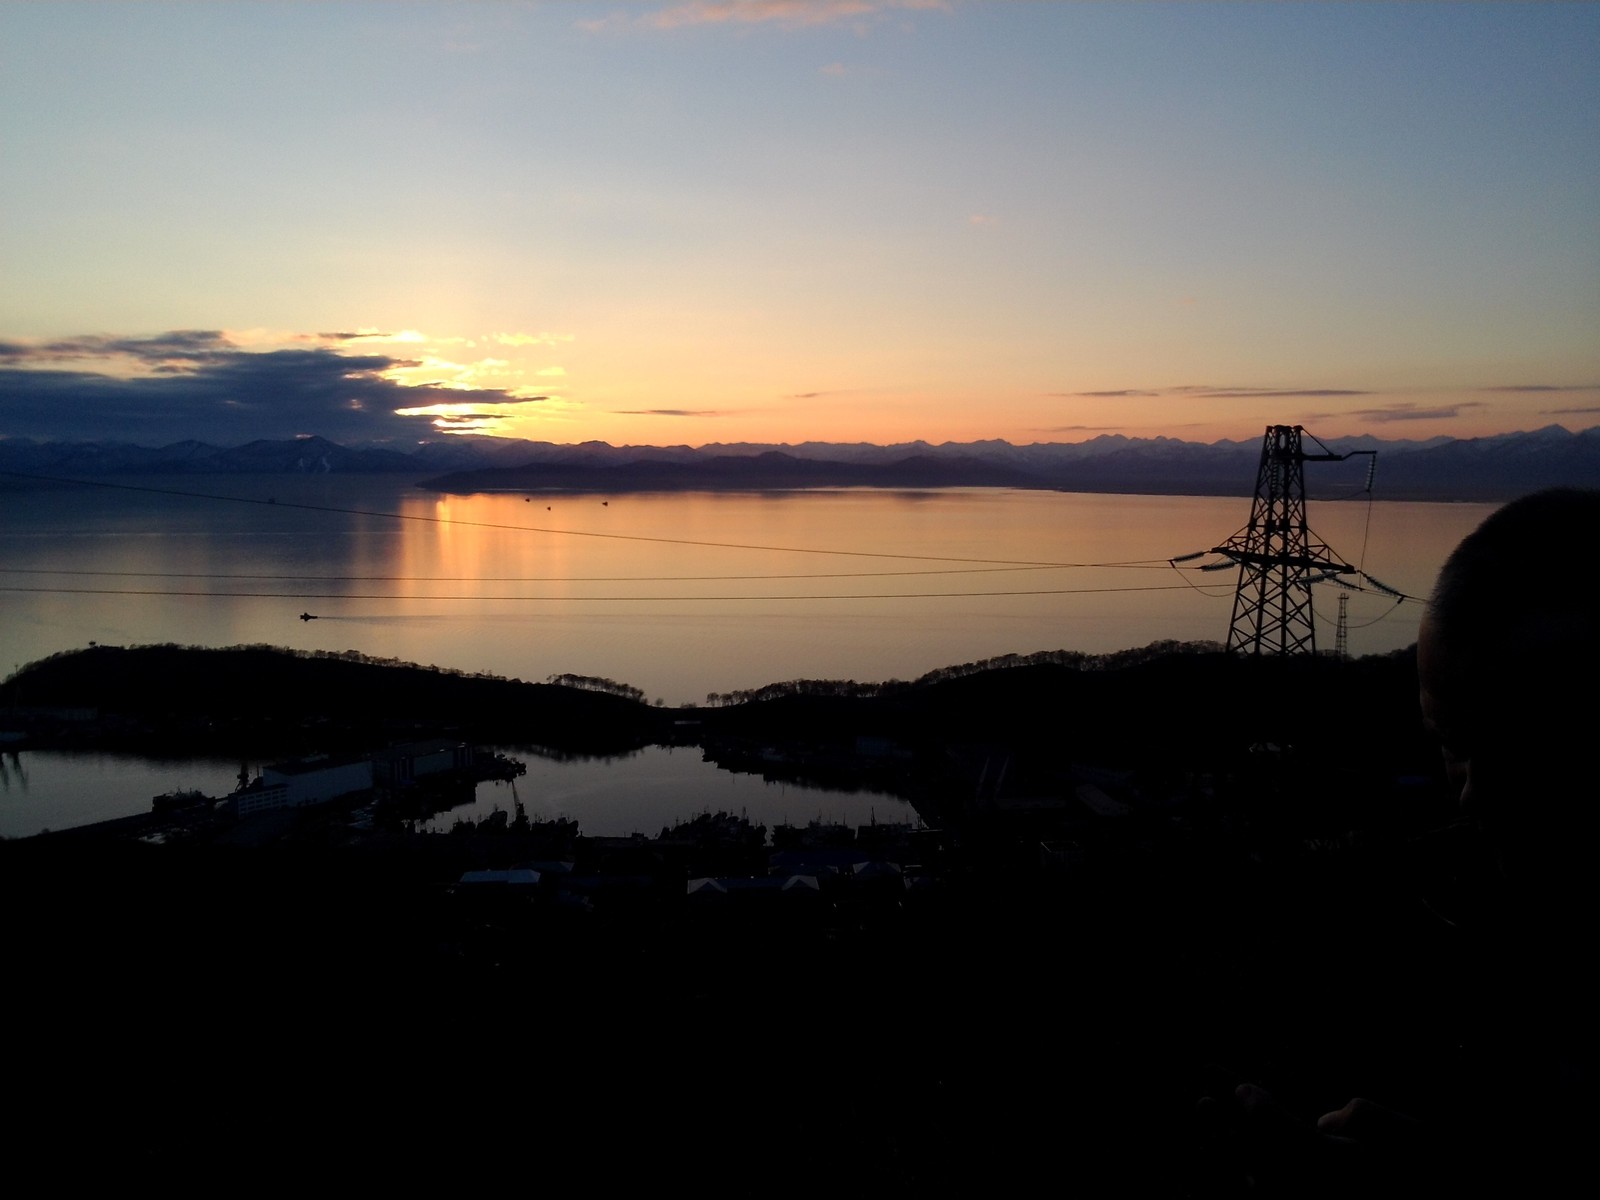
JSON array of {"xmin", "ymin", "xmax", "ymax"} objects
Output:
[
  {"xmin": 1346, "ymin": 601, "xmax": 1415, "ymax": 630},
  {"xmin": 0, "ymin": 582, "xmax": 1204, "ymax": 603},
  {"xmin": 1312, "ymin": 594, "xmax": 1414, "ymax": 631},
  {"xmin": 1166, "ymin": 561, "xmax": 1236, "ymax": 601},
  {"xmin": 0, "ymin": 470, "xmax": 1171, "ymax": 570},
  {"xmin": 0, "ymin": 562, "xmax": 1175, "ymax": 584}
]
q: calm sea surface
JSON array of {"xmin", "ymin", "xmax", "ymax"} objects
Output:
[
  {"xmin": 1, "ymin": 476, "xmax": 1492, "ymax": 836},
  {"xmin": 0, "ymin": 746, "xmax": 906, "ymax": 841}
]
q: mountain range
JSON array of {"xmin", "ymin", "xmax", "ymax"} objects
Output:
[{"xmin": 2, "ymin": 425, "xmax": 1596, "ymax": 502}]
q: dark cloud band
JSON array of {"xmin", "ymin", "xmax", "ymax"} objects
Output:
[{"xmin": 0, "ymin": 332, "xmax": 527, "ymax": 444}]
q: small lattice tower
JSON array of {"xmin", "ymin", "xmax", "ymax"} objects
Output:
[
  {"xmin": 1213, "ymin": 425, "xmax": 1354, "ymax": 656},
  {"xmin": 1334, "ymin": 593, "xmax": 1350, "ymax": 661}
]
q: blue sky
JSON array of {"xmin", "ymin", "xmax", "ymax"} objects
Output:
[{"xmin": 2, "ymin": 1, "xmax": 1596, "ymax": 446}]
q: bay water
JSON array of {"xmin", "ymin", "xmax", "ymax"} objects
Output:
[{"xmin": 1, "ymin": 476, "xmax": 1491, "ymax": 836}]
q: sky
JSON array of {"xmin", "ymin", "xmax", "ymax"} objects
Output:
[{"xmin": 2, "ymin": 1, "xmax": 1597, "ymax": 449}]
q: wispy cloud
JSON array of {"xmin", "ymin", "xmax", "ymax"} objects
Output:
[
  {"xmin": 1171, "ymin": 386, "xmax": 1372, "ymax": 400},
  {"xmin": 319, "ymin": 328, "xmax": 455, "ymax": 347},
  {"xmin": 782, "ymin": 387, "xmax": 879, "ymax": 400},
  {"xmin": 1473, "ymin": 382, "xmax": 1600, "ymax": 418},
  {"xmin": 1478, "ymin": 383, "xmax": 1598, "ymax": 394},
  {"xmin": 1051, "ymin": 389, "xmax": 1162, "ymax": 399},
  {"xmin": 611, "ymin": 408, "xmax": 724, "ymax": 417},
  {"xmin": 1343, "ymin": 402, "xmax": 1484, "ymax": 423},
  {"xmin": 1052, "ymin": 384, "xmax": 1371, "ymax": 401}
]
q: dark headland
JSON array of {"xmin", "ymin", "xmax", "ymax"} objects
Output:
[{"xmin": 2, "ymin": 641, "xmax": 1504, "ymax": 1193}]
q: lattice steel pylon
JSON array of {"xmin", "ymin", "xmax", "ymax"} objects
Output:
[{"xmin": 1212, "ymin": 425, "xmax": 1356, "ymax": 655}]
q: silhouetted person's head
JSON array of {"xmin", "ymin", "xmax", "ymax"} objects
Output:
[{"xmin": 1419, "ymin": 488, "xmax": 1600, "ymax": 895}]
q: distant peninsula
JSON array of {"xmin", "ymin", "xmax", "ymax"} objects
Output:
[
  {"xmin": 3, "ymin": 425, "xmax": 1597, "ymax": 502},
  {"xmin": 417, "ymin": 449, "xmax": 1042, "ymax": 495}
]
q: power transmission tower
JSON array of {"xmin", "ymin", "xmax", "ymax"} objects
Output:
[
  {"xmin": 1334, "ymin": 593, "xmax": 1349, "ymax": 661},
  {"xmin": 1212, "ymin": 425, "xmax": 1356, "ymax": 656}
]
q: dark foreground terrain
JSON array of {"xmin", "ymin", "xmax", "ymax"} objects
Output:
[{"xmin": 2, "ymin": 644, "xmax": 1577, "ymax": 1193}]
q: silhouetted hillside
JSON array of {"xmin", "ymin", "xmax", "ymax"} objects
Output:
[
  {"xmin": 4, "ymin": 640, "xmax": 1429, "ymax": 779},
  {"xmin": 697, "ymin": 639, "xmax": 1413, "ymax": 745},
  {"xmin": 1, "ymin": 644, "xmax": 663, "ymax": 755}
]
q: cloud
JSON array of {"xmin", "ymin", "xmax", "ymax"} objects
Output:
[
  {"xmin": 583, "ymin": 1, "xmax": 946, "ymax": 33},
  {"xmin": 1052, "ymin": 384, "xmax": 1372, "ymax": 401},
  {"xmin": 968, "ymin": 213, "xmax": 995, "ymax": 226},
  {"xmin": 0, "ymin": 331, "xmax": 536, "ymax": 444},
  {"xmin": 1038, "ymin": 425, "xmax": 1126, "ymax": 433},
  {"xmin": 611, "ymin": 408, "xmax": 723, "ymax": 417},
  {"xmin": 312, "ymin": 328, "xmax": 444, "ymax": 346},
  {"xmin": 782, "ymin": 387, "xmax": 876, "ymax": 399},
  {"xmin": 819, "ymin": 62, "xmax": 847, "ymax": 75},
  {"xmin": 1475, "ymin": 382, "xmax": 1600, "ymax": 417},
  {"xmin": 1478, "ymin": 383, "xmax": 1598, "ymax": 394},
  {"xmin": 0, "ymin": 330, "xmax": 237, "ymax": 369},
  {"xmin": 394, "ymin": 398, "xmax": 550, "ymax": 417},
  {"xmin": 396, "ymin": 398, "xmax": 551, "ymax": 433},
  {"xmin": 1170, "ymin": 386, "xmax": 1372, "ymax": 399},
  {"xmin": 1343, "ymin": 402, "xmax": 1485, "ymax": 423},
  {"xmin": 1053, "ymin": 389, "xmax": 1162, "ymax": 399}
]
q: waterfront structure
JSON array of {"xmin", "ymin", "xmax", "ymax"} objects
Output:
[
  {"xmin": 231, "ymin": 753, "xmax": 374, "ymax": 818},
  {"xmin": 371, "ymin": 740, "xmax": 474, "ymax": 791}
]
